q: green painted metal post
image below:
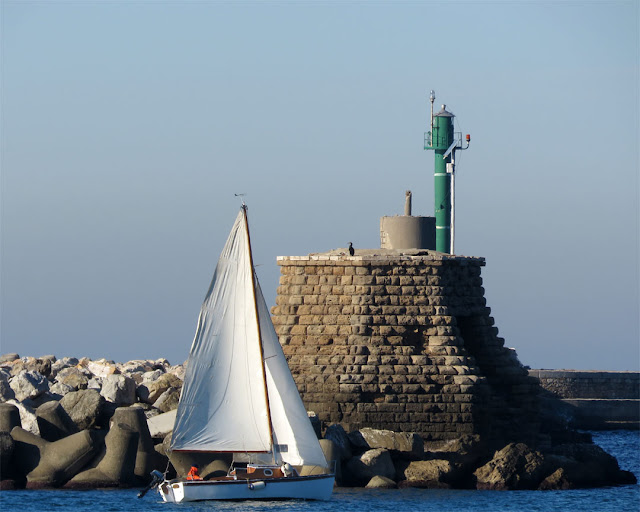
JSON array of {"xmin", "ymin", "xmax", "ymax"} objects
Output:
[
  {"xmin": 425, "ymin": 92, "xmax": 470, "ymax": 254},
  {"xmin": 426, "ymin": 104, "xmax": 455, "ymax": 253}
]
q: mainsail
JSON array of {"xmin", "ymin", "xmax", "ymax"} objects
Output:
[{"xmin": 171, "ymin": 207, "xmax": 327, "ymax": 469}]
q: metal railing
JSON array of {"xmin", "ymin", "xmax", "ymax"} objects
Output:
[{"xmin": 424, "ymin": 131, "xmax": 463, "ymax": 150}]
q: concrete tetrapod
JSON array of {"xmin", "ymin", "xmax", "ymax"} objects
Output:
[
  {"xmin": 300, "ymin": 438, "xmax": 340, "ymax": 478},
  {"xmin": 0, "ymin": 432, "xmax": 15, "ymax": 484},
  {"xmin": 0, "ymin": 403, "xmax": 21, "ymax": 432},
  {"xmin": 35, "ymin": 401, "xmax": 79, "ymax": 442},
  {"xmin": 110, "ymin": 406, "xmax": 161, "ymax": 484},
  {"xmin": 162, "ymin": 432, "xmax": 231, "ymax": 479},
  {"xmin": 64, "ymin": 422, "xmax": 139, "ymax": 489},
  {"xmin": 10, "ymin": 426, "xmax": 99, "ymax": 488}
]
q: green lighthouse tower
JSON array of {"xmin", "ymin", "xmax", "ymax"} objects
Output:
[{"xmin": 424, "ymin": 91, "xmax": 470, "ymax": 254}]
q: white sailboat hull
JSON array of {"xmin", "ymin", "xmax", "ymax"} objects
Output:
[{"xmin": 158, "ymin": 474, "xmax": 335, "ymax": 502}]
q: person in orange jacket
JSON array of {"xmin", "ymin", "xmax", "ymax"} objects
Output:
[{"xmin": 186, "ymin": 464, "xmax": 202, "ymax": 480}]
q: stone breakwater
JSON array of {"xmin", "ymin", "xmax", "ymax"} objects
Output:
[
  {"xmin": 0, "ymin": 353, "xmax": 184, "ymax": 490},
  {"xmin": 271, "ymin": 251, "xmax": 540, "ymax": 446},
  {"xmin": 529, "ymin": 370, "xmax": 640, "ymax": 430},
  {"xmin": 0, "ymin": 353, "xmax": 636, "ymax": 491}
]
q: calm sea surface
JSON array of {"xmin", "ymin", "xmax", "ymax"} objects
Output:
[{"xmin": 1, "ymin": 430, "xmax": 638, "ymax": 512}]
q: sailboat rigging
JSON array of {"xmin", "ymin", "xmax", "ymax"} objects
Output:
[{"xmin": 157, "ymin": 205, "xmax": 334, "ymax": 502}]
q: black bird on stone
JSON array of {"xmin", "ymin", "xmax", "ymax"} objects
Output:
[{"xmin": 348, "ymin": 242, "xmax": 355, "ymax": 256}]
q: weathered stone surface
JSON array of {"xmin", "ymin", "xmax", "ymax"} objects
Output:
[
  {"xmin": 49, "ymin": 381, "xmax": 74, "ymax": 399},
  {"xmin": 430, "ymin": 434, "xmax": 487, "ymax": 469},
  {"xmin": 308, "ymin": 411, "xmax": 321, "ymax": 438},
  {"xmin": 349, "ymin": 427, "xmax": 423, "ymax": 459},
  {"xmin": 0, "ymin": 354, "xmax": 19, "ymax": 364},
  {"xmin": 50, "ymin": 357, "xmax": 79, "ymax": 378},
  {"xmin": 344, "ymin": 448, "xmax": 396, "ymax": 486},
  {"xmin": 147, "ymin": 409, "xmax": 176, "ymax": 439},
  {"xmin": 0, "ymin": 402, "xmax": 21, "ymax": 432},
  {"xmin": 24, "ymin": 358, "xmax": 52, "ymax": 378},
  {"xmin": 60, "ymin": 389, "xmax": 105, "ymax": 430},
  {"xmin": 100, "ymin": 375, "xmax": 136, "ymax": 406},
  {"xmin": 153, "ymin": 387, "xmax": 180, "ymax": 413},
  {"xmin": 6, "ymin": 399, "xmax": 38, "ymax": 435},
  {"xmin": 324, "ymin": 424, "xmax": 353, "ymax": 460},
  {"xmin": 9, "ymin": 371, "xmax": 49, "ymax": 401},
  {"xmin": 366, "ymin": 475, "xmax": 397, "ymax": 489},
  {"xmin": 543, "ymin": 443, "xmax": 638, "ymax": 488},
  {"xmin": 0, "ymin": 431, "xmax": 14, "ymax": 478},
  {"xmin": 140, "ymin": 369, "xmax": 164, "ymax": 385},
  {"xmin": 538, "ymin": 467, "xmax": 571, "ymax": 490},
  {"xmin": 398, "ymin": 459, "xmax": 456, "ymax": 488},
  {"xmin": 138, "ymin": 373, "xmax": 182, "ymax": 404},
  {"xmin": 87, "ymin": 378, "xmax": 102, "ymax": 390},
  {"xmin": 272, "ymin": 252, "xmax": 539, "ymax": 444},
  {"xmin": 85, "ymin": 360, "xmax": 119, "ymax": 379},
  {"xmin": 0, "ymin": 372, "xmax": 16, "ymax": 402},
  {"xmin": 474, "ymin": 443, "xmax": 546, "ymax": 490},
  {"xmin": 118, "ymin": 360, "xmax": 153, "ymax": 374},
  {"xmin": 55, "ymin": 367, "xmax": 89, "ymax": 391},
  {"xmin": 110, "ymin": 406, "xmax": 161, "ymax": 483},
  {"xmin": 11, "ymin": 426, "xmax": 99, "ymax": 488},
  {"xmin": 65, "ymin": 422, "xmax": 138, "ymax": 488},
  {"xmin": 35, "ymin": 401, "xmax": 79, "ymax": 442},
  {"xmin": 169, "ymin": 364, "xmax": 186, "ymax": 381}
]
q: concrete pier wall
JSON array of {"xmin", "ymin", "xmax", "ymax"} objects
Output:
[{"xmin": 528, "ymin": 370, "xmax": 639, "ymax": 429}]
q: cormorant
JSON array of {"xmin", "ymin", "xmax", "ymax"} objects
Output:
[{"xmin": 348, "ymin": 242, "xmax": 354, "ymax": 256}]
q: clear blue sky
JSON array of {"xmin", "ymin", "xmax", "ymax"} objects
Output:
[{"xmin": 1, "ymin": 1, "xmax": 638, "ymax": 370}]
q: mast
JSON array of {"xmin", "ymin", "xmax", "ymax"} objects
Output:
[{"xmin": 242, "ymin": 204, "xmax": 277, "ymax": 463}]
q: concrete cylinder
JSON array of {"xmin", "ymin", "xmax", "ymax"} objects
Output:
[
  {"xmin": 319, "ymin": 438, "xmax": 342, "ymax": 483},
  {"xmin": 380, "ymin": 216, "xmax": 436, "ymax": 250},
  {"xmin": 11, "ymin": 426, "xmax": 98, "ymax": 487},
  {"xmin": 36, "ymin": 401, "xmax": 79, "ymax": 442},
  {"xmin": 0, "ymin": 403, "xmax": 21, "ymax": 432},
  {"xmin": 65, "ymin": 422, "xmax": 139, "ymax": 488},
  {"xmin": 110, "ymin": 407, "xmax": 157, "ymax": 483}
]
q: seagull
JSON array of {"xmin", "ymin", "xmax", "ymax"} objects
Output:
[{"xmin": 348, "ymin": 242, "xmax": 354, "ymax": 256}]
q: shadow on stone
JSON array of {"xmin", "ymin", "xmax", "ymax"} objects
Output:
[
  {"xmin": 64, "ymin": 422, "xmax": 139, "ymax": 489},
  {"xmin": 110, "ymin": 406, "xmax": 163, "ymax": 485},
  {"xmin": 0, "ymin": 403, "xmax": 22, "ymax": 432},
  {"xmin": 11, "ymin": 426, "xmax": 99, "ymax": 488},
  {"xmin": 36, "ymin": 401, "xmax": 79, "ymax": 442}
]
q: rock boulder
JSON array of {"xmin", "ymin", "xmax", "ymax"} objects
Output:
[
  {"xmin": 60, "ymin": 389, "xmax": 105, "ymax": 430},
  {"xmin": 55, "ymin": 367, "xmax": 89, "ymax": 391},
  {"xmin": 474, "ymin": 443, "xmax": 546, "ymax": 490},
  {"xmin": 398, "ymin": 459, "xmax": 458, "ymax": 488},
  {"xmin": 349, "ymin": 427, "xmax": 424, "ymax": 459},
  {"xmin": 9, "ymin": 371, "xmax": 49, "ymax": 402},
  {"xmin": 344, "ymin": 448, "xmax": 396, "ymax": 486},
  {"xmin": 138, "ymin": 373, "xmax": 182, "ymax": 404},
  {"xmin": 100, "ymin": 375, "xmax": 136, "ymax": 406},
  {"xmin": 324, "ymin": 424, "xmax": 353, "ymax": 461}
]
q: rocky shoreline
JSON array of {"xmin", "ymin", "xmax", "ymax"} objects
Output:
[{"xmin": 0, "ymin": 354, "xmax": 636, "ymax": 491}]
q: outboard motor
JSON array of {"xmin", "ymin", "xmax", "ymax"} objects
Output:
[{"xmin": 138, "ymin": 470, "xmax": 165, "ymax": 498}]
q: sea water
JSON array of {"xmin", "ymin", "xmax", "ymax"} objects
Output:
[{"xmin": 1, "ymin": 430, "xmax": 638, "ymax": 512}]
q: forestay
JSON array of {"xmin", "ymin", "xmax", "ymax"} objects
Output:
[{"xmin": 256, "ymin": 279, "xmax": 328, "ymax": 468}]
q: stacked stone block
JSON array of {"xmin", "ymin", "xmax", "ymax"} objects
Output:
[{"xmin": 271, "ymin": 250, "xmax": 541, "ymax": 445}]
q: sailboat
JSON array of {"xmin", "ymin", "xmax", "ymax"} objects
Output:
[{"xmin": 157, "ymin": 205, "xmax": 334, "ymax": 502}]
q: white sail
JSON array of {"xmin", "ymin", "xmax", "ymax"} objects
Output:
[
  {"xmin": 171, "ymin": 210, "xmax": 271, "ymax": 453},
  {"xmin": 256, "ymin": 281, "xmax": 329, "ymax": 468}
]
